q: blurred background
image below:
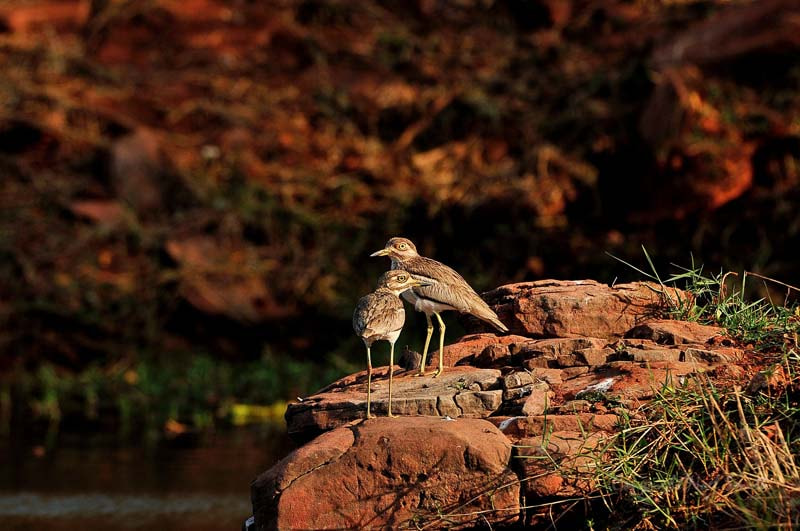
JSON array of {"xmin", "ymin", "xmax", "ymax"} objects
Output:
[{"xmin": 0, "ymin": 0, "xmax": 798, "ymax": 528}]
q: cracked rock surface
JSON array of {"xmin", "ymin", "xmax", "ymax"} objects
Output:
[{"xmin": 252, "ymin": 417, "xmax": 520, "ymax": 530}]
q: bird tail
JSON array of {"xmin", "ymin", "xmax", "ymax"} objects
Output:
[
  {"xmin": 470, "ymin": 303, "xmax": 509, "ymax": 333},
  {"xmin": 483, "ymin": 314, "xmax": 509, "ymax": 333}
]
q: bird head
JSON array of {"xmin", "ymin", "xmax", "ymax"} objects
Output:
[
  {"xmin": 378, "ymin": 269, "xmax": 430, "ymax": 295},
  {"xmin": 370, "ymin": 237, "xmax": 419, "ymax": 262}
]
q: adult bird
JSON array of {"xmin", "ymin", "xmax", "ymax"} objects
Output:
[
  {"xmin": 370, "ymin": 237, "xmax": 508, "ymax": 378},
  {"xmin": 353, "ymin": 270, "xmax": 430, "ymax": 418}
]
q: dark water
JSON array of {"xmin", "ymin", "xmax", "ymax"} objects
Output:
[{"xmin": 0, "ymin": 425, "xmax": 293, "ymax": 530}]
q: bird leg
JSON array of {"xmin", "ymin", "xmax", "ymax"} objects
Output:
[
  {"xmin": 388, "ymin": 341, "xmax": 396, "ymax": 417},
  {"xmin": 433, "ymin": 312, "xmax": 445, "ymax": 378},
  {"xmin": 417, "ymin": 314, "xmax": 434, "ymax": 376},
  {"xmin": 366, "ymin": 345, "xmax": 373, "ymax": 419}
]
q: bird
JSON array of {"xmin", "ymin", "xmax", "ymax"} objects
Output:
[
  {"xmin": 353, "ymin": 270, "xmax": 431, "ymax": 418},
  {"xmin": 371, "ymin": 237, "xmax": 508, "ymax": 378}
]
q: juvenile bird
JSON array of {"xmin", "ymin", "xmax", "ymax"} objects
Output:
[
  {"xmin": 371, "ymin": 237, "xmax": 508, "ymax": 378},
  {"xmin": 353, "ymin": 270, "xmax": 430, "ymax": 418}
]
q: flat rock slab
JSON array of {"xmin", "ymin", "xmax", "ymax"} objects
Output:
[
  {"xmin": 489, "ymin": 414, "xmax": 619, "ymax": 442},
  {"xmin": 468, "ymin": 279, "xmax": 685, "ymax": 338},
  {"xmin": 559, "ymin": 362, "xmax": 709, "ymax": 401},
  {"xmin": 625, "ymin": 319, "xmax": 725, "ymax": 344},
  {"xmin": 286, "ymin": 366, "xmax": 502, "ymax": 439},
  {"xmin": 252, "ymin": 417, "xmax": 520, "ymax": 530}
]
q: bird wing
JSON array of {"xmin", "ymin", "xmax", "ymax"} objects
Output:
[
  {"xmin": 401, "ymin": 256, "xmax": 508, "ymax": 331},
  {"xmin": 353, "ymin": 291, "xmax": 405, "ymax": 339}
]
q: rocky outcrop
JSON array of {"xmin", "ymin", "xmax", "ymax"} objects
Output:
[
  {"xmin": 252, "ymin": 280, "xmax": 749, "ymax": 529},
  {"xmin": 286, "ymin": 366, "xmax": 503, "ymax": 439},
  {"xmin": 252, "ymin": 417, "xmax": 520, "ymax": 530},
  {"xmin": 471, "ymin": 279, "xmax": 685, "ymax": 338}
]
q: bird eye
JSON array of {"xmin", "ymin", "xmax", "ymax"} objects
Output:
[
  {"xmin": 398, "ymin": 275, "xmax": 407, "ymax": 282},
  {"xmin": 398, "ymin": 243, "xmax": 407, "ymax": 249}
]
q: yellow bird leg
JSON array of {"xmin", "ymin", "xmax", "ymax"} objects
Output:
[
  {"xmin": 388, "ymin": 341, "xmax": 396, "ymax": 417},
  {"xmin": 432, "ymin": 312, "xmax": 445, "ymax": 378},
  {"xmin": 418, "ymin": 313, "xmax": 434, "ymax": 376},
  {"xmin": 366, "ymin": 345, "xmax": 373, "ymax": 419}
]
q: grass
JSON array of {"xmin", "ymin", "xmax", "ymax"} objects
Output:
[{"xmin": 586, "ymin": 251, "xmax": 800, "ymax": 529}]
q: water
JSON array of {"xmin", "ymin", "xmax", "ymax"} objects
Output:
[{"xmin": 0, "ymin": 425, "xmax": 294, "ymax": 530}]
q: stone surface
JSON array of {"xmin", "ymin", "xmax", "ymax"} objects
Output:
[
  {"xmin": 685, "ymin": 347, "xmax": 734, "ymax": 363},
  {"xmin": 470, "ymin": 280, "xmax": 685, "ymax": 338},
  {"xmin": 521, "ymin": 389, "xmax": 553, "ymax": 416},
  {"xmin": 529, "ymin": 367, "xmax": 564, "ymax": 385},
  {"xmin": 436, "ymin": 333, "xmax": 531, "ymax": 367},
  {"xmin": 625, "ymin": 319, "xmax": 724, "ymax": 345},
  {"xmin": 252, "ymin": 417, "xmax": 520, "ymax": 530},
  {"xmin": 252, "ymin": 280, "xmax": 755, "ymax": 529},
  {"xmin": 286, "ymin": 366, "xmax": 502, "ymax": 438},
  {"xmin": 514, "ymin": 431, "xmax": 608, "ymax": 498},
  {"xmin": 626, "ymin": 346, "xmax": 683, "ymax": 363},
  {"xmin": 489, "ymin": 414, "xmax": 619, "ymax": 442}
]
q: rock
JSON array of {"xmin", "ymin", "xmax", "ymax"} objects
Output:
[
  {"xmin": 626, "ymin": 346, "xmax": 683, "ymax": 363},
  {"xmin": 684, "ymin": 347, "xmax": 734, "ymax": 363},
  {"xmin": 503, "ymin": 371, "xmax": 534, "ymax": 389},
  {"xmin": 252, "ymin": 417, "xmax": 520, "ymax": 530},
  {"xmin": 502, "ymin": 381, "xmax": 550, "ymax": 401},
  {"xmin": 489, "ymin": 414, "xmax": 619, "ymax": 442},
  {"xmin": 561, "ymin": 362, "xmax": 707, "ymax": 402},
  {"xmin": 561, "ymin": 366, "xmax": 590, "ymax": 379},
  {"xmin": 556, "ymin": 346, "xmax": 614, "ymax": 367},
  {"xmin": 521, "ymin": 389, "xmax": 553, "ymax": 416},
  {"xmin": 529, "ymin": 367, "xmax": 564, "ymax": 385},
  {"xmin": 577, "ymin": 347, "xmax": 614, "ymax": 366},
  {"xmin": 551, "ymin": 400, "xmax": 592, "ymax": 413},
  {"xmin": 472, "ymin": 280, "xmax": 685, "ymax": 338},
  {"xmin": 441, "ymin": 333, "xmax": 531, "ymax": 367},
  {"xmin": 475, "ymin": 344, "xmax": 510, "ymax": 366},
  {"xmin": 286, "ymin": 366, "xmax": 503, "ymax": 439},
  {"xmin": 514, "ymin": 431, "xmax": 608, "ymax": 498},
  {"xmin": 625, "ymin": 319, "xmax": 724, "ymax": 345}
]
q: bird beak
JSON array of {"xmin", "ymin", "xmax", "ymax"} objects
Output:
[
  {"xmin": 412, "ymin": 279, "xmax": 432, "ymax": 287},
  {"xmin": 370, "ymin": 248, "xmax": 390, "ymax": 257}
]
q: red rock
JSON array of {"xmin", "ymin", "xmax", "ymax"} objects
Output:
[
  {"xmin": 560, "ymin": 362, "xmax": 707, "ymax": 401},
  {"xmin": 515, "ymin": 431, "xmax": 608, "ymax": 498},
  {"xmin": 489, "ymin": 414, "xmax": 618, "ymax": 441},
  {"xmin": 529, "ymin": 367, "xmax": 564, "ymax": 385},
  {"xmin": 684, "ymin": 346, "xmax": 737, "ymax": 363},
  {"xmin": 441, "ymin": 333, "xmax": 530, "ymax": 367},
  {"xmin": 252, "ymin": 417, "xmax": 520, "ymax": 530},
  {"xmin": 521, "ymin": 389, "xmax": 553, "ymax": 416},
  {"xmin": 286, "ymin": 366, "xmax": 503, "ymax": 439},
  {"xmin": 625, "ymin": 319, "xmax": 724, "ymax": 345},
  {"xmin": 472, "ymin": 280, "xmax": 686, "ymax": 338},
  {"xmin": 626, "ymin": 346, "xmax": 683, "ymax": 363}
]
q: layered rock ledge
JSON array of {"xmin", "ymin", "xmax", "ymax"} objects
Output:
[{"xmin": 251, "ymin": 280, "xmax": 749, "ymax": 529}]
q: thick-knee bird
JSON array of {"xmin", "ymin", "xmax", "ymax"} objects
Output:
[
  {"xmin": 370, "ymin": 237, "xmax": 508, "ymax": 378},
  {"xmin": 353, "ymin": 270, "xmax": 430, "ymax": 417}
]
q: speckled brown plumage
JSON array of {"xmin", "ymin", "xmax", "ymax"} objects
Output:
[{"xmin": 371, "ymin": 237, "xmax": 508, "ymax": 378}]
